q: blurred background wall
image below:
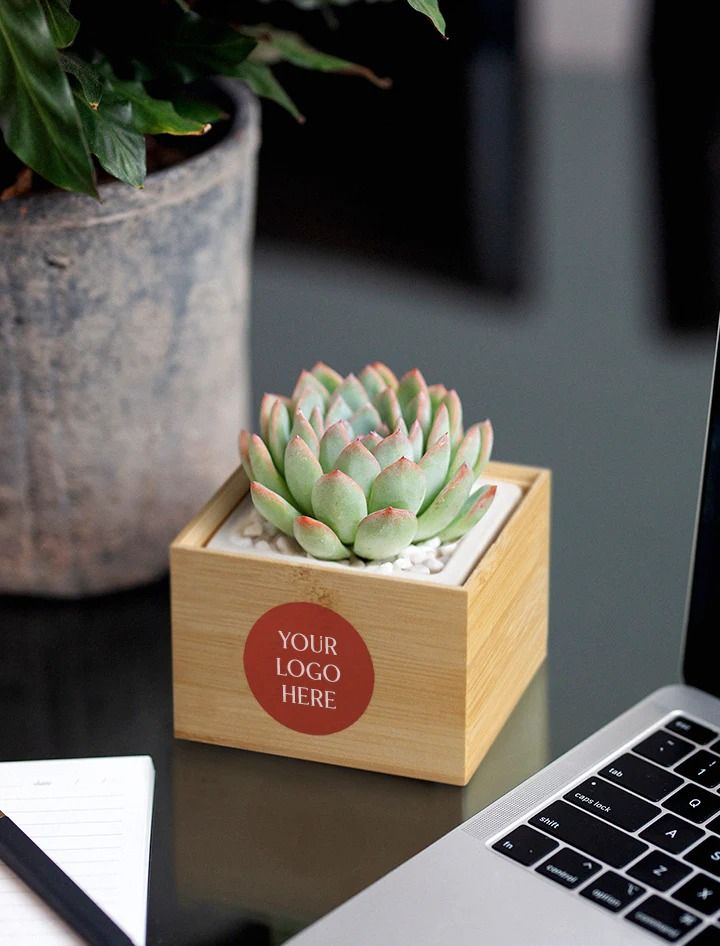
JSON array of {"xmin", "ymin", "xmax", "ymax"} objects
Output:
[{"xmin": 248, "ymin": 0, "xmax": 719, "ymax": 756}]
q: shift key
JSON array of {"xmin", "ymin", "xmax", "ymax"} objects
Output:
[
  {"xmin": 530, "ymin": 801, "xmax": 648, "ymax": 868},
  {"xmin": 564, "ymin": 777, "xmax": 660, "ymax": 831}
]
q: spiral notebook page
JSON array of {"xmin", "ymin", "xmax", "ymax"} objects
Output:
[{"xmin": 0, "ymin": 756, "xmax": 154, "ymax": 946}]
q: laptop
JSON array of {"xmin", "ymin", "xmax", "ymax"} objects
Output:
[{"xmin": 288, "ymin": 328, "xmax": 720, "ymax": 946}]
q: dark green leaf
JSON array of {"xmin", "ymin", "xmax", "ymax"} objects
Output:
[
  {"xmin": 172, "ymin": 95, "xmax": 228, "ymax": 126},
  {"xmin": 159, "ymin": 12, "xmax": 257, "ymax": 83},
  {"xmin": 0, "ymin": 0, "xmax": 96, "ymax": 195},
  {"xmin": 247, "ymin": 28, "xmax": 390, "ymax": 89},
  {"xmin": 76, "ymin": 95, "xmax": 146, "ymax": 188},
  {"xmin": 59, "ymin": 52, "xmax": 103, "ymax": 107},
  {"xmin": 39, "ymin": 0, "xmax": 78, "ymax": 48},
  {"xmin": 234, "ymin": 61, "xmax": 304, "ymax": 123},
  {"xmin": 406, "ymin": 0, "xmax": 446, "ymax": 36},
  {"xmin": 106, "ymin": 77, "xmax": 209, "ymax": 136}
]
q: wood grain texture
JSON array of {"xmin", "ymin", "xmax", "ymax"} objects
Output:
[{"xmin": 170, "ymin": 461, "xmax": 550, "ymax": 784}]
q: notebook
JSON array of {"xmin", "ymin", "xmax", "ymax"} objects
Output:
[{"xmin": 0, "ymin": 756, "xmax": 155, "ymax": 945}]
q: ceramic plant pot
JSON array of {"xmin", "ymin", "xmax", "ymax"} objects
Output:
[{"xmin": 0, "ymin": 82, "xmax": 260, "ymax": 597}]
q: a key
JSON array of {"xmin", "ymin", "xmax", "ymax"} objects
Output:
[
  {"xmin": 564, "ymin": 776, "xmax": 660, "ymax": 831},
  {"xmin": 535, "ymin": 847, "xmax": 601, "ymax": 889},
  {"xmin": 529, "ymin": 801, "xmax": 647, "ymax": 868},
  {"xmin": 628, "ymin": 850, "xmax": 692, "ymax": 891},
  {"xmin": 640, "ymin": 813, "xmax": 705, "ymax": 854},
  {"xmin": 676, "ymin": 750, "xmax": 720, "ymax": 789},
  {"xmin": 634, "ymin": 731, "xmax": 694, "ymax": 767},
  {"xmin": 664, "ymin": 785, "xmax": 720, "ymax": 824},
  {"xmin": 492, "ymin": 825, "xmax": 558, "ymax": 866},
  {"xmin": 666, "ymin": 718, "xmax": 717, "ymax": 745},
  {"xmin": 599, "ymin": 753, "xmax": 683, "ymax": 801},
  {"xmin": 580, "ymin": 871, "xmax": 645, "ymax": 913},
  {"xmin": 673, "ymin": 872, "xmax": 720, "ymax": 916},
  {"xmin": 684, "ymin": 836, "xmax": 720, "ymax": 878},
  {"xmin": 626, "ymin": 895, "xmax": 701, "ymax": 941},
  {"xmin": 687, "ymin": 926, "xmax": 720, "ymax": 945}
]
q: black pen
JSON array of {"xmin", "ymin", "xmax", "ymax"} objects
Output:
[{"xmin": 0, "ymin": 809, "xmax": 135, "ymax": 945}]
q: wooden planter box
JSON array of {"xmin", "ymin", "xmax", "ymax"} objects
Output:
[{"xmin": 170, "ymin": 461, "xmax": 550, "ymax": 786}]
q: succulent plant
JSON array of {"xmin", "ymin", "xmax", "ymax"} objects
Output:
[{"xmin": 238, "ymin": 363, "xmax": 496, "ymax": 562}]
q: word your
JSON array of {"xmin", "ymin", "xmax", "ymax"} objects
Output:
[{"xmin": 275, "ymin": 631, "xmax": 341, "ymax": 710}]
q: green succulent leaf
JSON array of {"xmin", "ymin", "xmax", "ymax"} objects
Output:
[
  {"xmin": 239, "ymin": 430, "xmax": 254, "ymax": 481},
  {"xmin": 369, "ymin": 362, "xmax": 398, "ymax": 389},
  {"xmin": 247, "ymin": 26, "xmax": 391, "ymax": 89},
  {"xmin": 311, "ymin": 470, "xmax": 367, "ymax": 544},
  {"xmin": 39, "ymin": 0, "xmax": 78, "ymax": 48},
  {"xmin": 427, "ymin": 402, "xmax": 450, "ymax": 447},
  {"xmin": 358, "ymin": 364, "xmax": 386, "ymax": 401},
  {"xmin": 250, "ymin": 482, "xmax": 301, "ymax": 538},
  {"xmin": 284, "ymin": 435, "xmax": 323, "ymax": 514},
  {"xmin": 325, "ymin": 392, "xmax": 353, "ymax": 427},
  {"xmin": 428, "ymin": 383, "xmax": 448, "ymax": 412},
  {"xmin": 348, "ymin": 402, "xmax": 382, "ymax": 437},
  {"xmin": 448, "ymin": 423, "xmax": 481, "ymax": 479},
  {"xmin": 267, "ymin": 399, "xmax": 291, "ymax": 474},
  {"xmin": 233, "ymin": 60, "xmax": 304, "ymax": 122},
  {"xmin": 76, "ymin": 96, "xmax": 146, "ymax": 188},
  {"xmin": 260, "ymin": 393, "xmax": 286, "ymax": 441},
  {"xmin": 311, "ymin": 361, "xmax": 343, "ymax": 393},
  {"xmin": 249, "ymin": 433, "xmax": 294, "ymax": 504},
  {"xmin": 418, "ymin": 432, "xmax": 450, "ymax": 512},
  {"xmin": 334, "ymin": 373, "xmax": 369, "ymax": 412},
  {"xmin": 439, "ymin": 484, "xmax": 497, "ymax": 542},
  {"xmin": 105, "ymin": 76, "xmax": 210, "ymax": 136},
  {"xmin": 292, "ymin": 369, "xmax": 330, "ymax": 407},
  {"xmin": 375, "ymin": 387, "xmax": 403, "ymax": 431},
  {"xmin": 293, "ymin": 516, "xmax": 350, "ymax": 561},
  {"xmin": 309, "ymin": 405, "xmax": 325, "ymax": 439},
  {"xmin": 406, "ymin": 390, "xmax": 432, "ymax": 440},
  {"xmin": 0, "ymin": 0, "xmax": 96, "ymax": 196},
  {"xmin": 369, "ymin": 457, "xmax": 426, "ymax": 515},
  {"xmin": 397, "ymin": 368, "xmax": 427, "ymax": 413},
  {"xmin": 319, "ymin": 420, "xmax": 352, "ymax": 473},
  {"xmin": 414, "ymin": 463, "xmax": 473, "ymax": 542},
  {"xmin": 353, "ymin": 508, "xmax": 417, "ymax": 561},
  {"xmin": 406, "ymin": 0, "xmax": 446, "ymax": 36},
  {"xmin": 373, "ymin": 427, "xmax": 414, "ymax": 470},
  {"xmin": 442, "ymin": 389, "xmax": 463, "ymax": 447},
  {"xmin": 334, "ymin": 440, "xmax": 381, "ymax": 499},
  {"xmin": 59, "ymin": 53, "xmax": 103, "ymax": 108},
  {"xmin": 361, "ymin": 431, "xmax": 383, "ymax": 452},
  {"xmin": 408, "ymin": 419, "xmax": 424, "ymax": 462},
  {"xmin": 290, "ymin": 409, "xmax": 320, "ymax": 456},
  {"xmin": 475, "ymin": 419, "xmax": 494, "ymax": 476}
]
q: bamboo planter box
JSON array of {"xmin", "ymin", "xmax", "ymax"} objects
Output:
[{"xmin": 170, "ymin": 460, "xmax": 550, "ymax": 785}]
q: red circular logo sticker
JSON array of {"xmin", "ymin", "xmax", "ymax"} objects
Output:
[{"xmin": 243, "ymin": 602, "xmax": 374, "ymax": 735}]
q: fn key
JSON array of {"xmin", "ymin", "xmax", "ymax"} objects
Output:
[{"xmin": 493, "ymin": 825, "xmax": 558, "ymax": 866}]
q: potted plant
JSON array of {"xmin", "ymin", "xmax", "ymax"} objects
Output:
[
  {"xmin": 0, "ymin": 0, "xmax": 444, "ymax": 596},
  {"xmin": 171, "ymin": 362, "xmax": 550, "ymax": 785}
]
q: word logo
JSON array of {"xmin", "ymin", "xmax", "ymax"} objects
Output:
[{"xmin": 243, "ymin": 602, "xmax": 374, "ymax": 735}]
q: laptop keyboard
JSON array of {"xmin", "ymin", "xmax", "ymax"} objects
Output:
[{"xmin": 490, "ymin": 714, "xmax": 720, "ymax": 943}]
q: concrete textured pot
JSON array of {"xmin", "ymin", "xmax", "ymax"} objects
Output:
[{"xmin": 0, "ymin": 82, "xmax": 260, "ymax": 597}]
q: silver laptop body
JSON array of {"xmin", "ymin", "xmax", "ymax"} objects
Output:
[{"xmin": 289, "ymin": 331, "xmax": 720, "ymax": 946}]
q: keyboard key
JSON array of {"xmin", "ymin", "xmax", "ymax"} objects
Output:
[
  {"xmin": 676, "ymin": 750, "xmax": 720, "ymax": 789},
  {"xmin": 673, "ymin": 873, "xmax": 720, "ymax": 915},
  {"xmin": 627, "ymin": 895, "xmax": 701, "ymax": 941},
  {"xmin": 708, "ymin": 814, "xmax": 720, "ymax": 834},
  {"xmin": 687, "ymin": 927, "xmax": 720, "ymax": 945},
  {"xmin": 711, "ymin": 738, "xmax": 720, "ymax": 754},
  {"xmin": 529, "ymin": 800, "xmax": 648, "ymax": 868},
  {"xmin": 564, "ymin": 776, "xmax": 660, "ymax": 831},
  {"xmin": 665, "ymin": 785, "xmax": 720, "ymax": 824},
  {"xmin": 580, "ymin": 871, "xmax": 645, "ymax": 913},
  {"xmin": 492, "ymin": 825, "xmax": 558, "ymax": 866},
  {"xmin": 600, "ymin": 753, "xmax": 683, "ymax": 801},
  {"xmin": 535, "ymin": 847, "xmax": 601, "ymax": 889},
  {"xmin": 666, "ymin": 717, "xmax": 718, "ymax": 745},
  {"xmin": 635, "ymin": 731, "xmax": 694, "ymax": 767},
  {"xmin": 640, "ymin": 813, "xmax": 705, "ymax": 854},
  {"xmin": 628, "ymin": 850, "xmax": 692, "ymax": 891},
  {"xmin": 685, "ymin": 837, "xmax": 720, "ymax": 877}
]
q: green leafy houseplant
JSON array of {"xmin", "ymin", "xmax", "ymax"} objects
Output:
[
  {"xmin": 0, "ymin": 0, "xmax": 444, "ymax": 198},
  {"xmin": 239, "ymin": 362, "xmax": 497, "ymax": 561}
]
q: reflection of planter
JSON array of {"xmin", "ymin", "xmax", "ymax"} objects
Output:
[
  {"xmin": 0, "ymin": 83, "xmax": 259, "ymax": 597},
  {"xmin": 171, "ymin": 461, "xmax": 550, "ymax": 785}
]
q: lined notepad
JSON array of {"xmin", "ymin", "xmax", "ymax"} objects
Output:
[{"xmin": 0, "ymin": 756, "xmax": 154, "ymax": 945}]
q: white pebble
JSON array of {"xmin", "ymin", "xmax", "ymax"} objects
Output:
[
  {"xmin": 275, "ymin": 535, "xmax": 295, "ymax": 554},
  {"xmin": 411, "ymin": 564, "xmax": 431, "ymax": 575},
  {"xmin": 406, "ymin": 546, "xmax": 428, "ymax": 563},
  {"xmin": 376, "ymin": 562, "xmax": 394, "ymax": 574},
  {"xmin": 231, "ymin": 535, "xmax": 254, "ymax": 549},
  {"xmin": 439, "ymin": 542, "xmax": 458, "ymax": 554},
  {"xmin": 349, "ymin": 558, "xmax": 366, "ymax": 568},
  {"xmin": 242, "ymin": 521, "xmax": 264, "ymax": 538},
  {"xmin": 394, "ymin": 557, "xmax": 412, "ymax": 570},
  {"xmin": 427, "ymin": 558, "xmax": 445, "ymax": 573},
  {"xmin": 254, "ymin": 539, "xmax": 272, "ymax": 552}
]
